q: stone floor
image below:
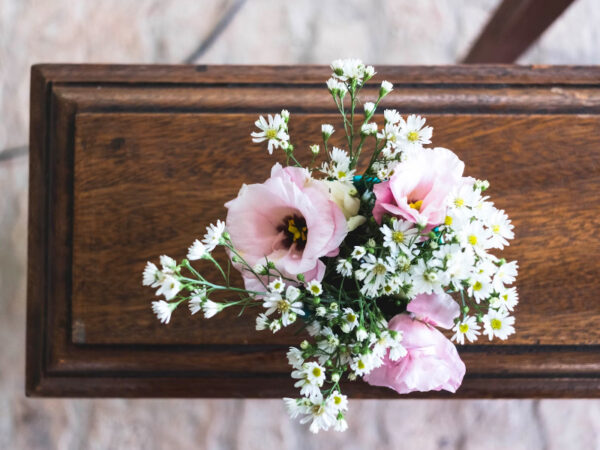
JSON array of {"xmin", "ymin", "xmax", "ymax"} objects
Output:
[{"xmin": 1, "ymin": 0, "xmax": 600, "ymax": 449}]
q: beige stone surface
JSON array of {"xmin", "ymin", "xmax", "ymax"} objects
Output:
[{"xmin": 2, "ymin": 1, "xmax": 600, "ymax": 448}]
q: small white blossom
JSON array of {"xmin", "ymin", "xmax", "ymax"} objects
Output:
[
  {"xmin": 452, "ymin": 316, "xmax": 481, "ymax": 344},
  {"xmin": 202, "ymin": 300, "xmax": 223, "ymax": 318},
  {"xmin": 340, "ymin": 308, "xmax": 359, "ymax": 333},
  {"xmin": 306, "ymin": 280, "xmax": 323, "ymax": 296},
  {"xmin": 143, "ymin": 262, "xmax": 161, "ymax": 287},
  {"xmin": 336, "ymin": 258, "xmax": 353, "ymax": 277},
  {"xmin": 202, "ymin": 220, "xmax": 226, "ymax": 252},
  {"xmin": 292, "ymin": 362, "xmax": 326, "ymax": 399},
  {"xmin": 321, "ymin": 124, "xmax": 334, "ymax": 139},
  {"xmin": 151, "ymin": 300, "xmax": 175, "ymax": 324},
  {"xmin": 310, "ymin": 144, "xmax": 320, "ymax": 155},
  {"xmin": 156, "ymin": 275, "xmax": 181, "ymax": 300},
  {"xmin": 384, "ymin": 109, "xmax": 402, "ymax": 124},
  {"xmin": 268, "ymin": 277, "xmax": 285, "ymax": 293},
  {"xmin": 361, "ymin": 122, "xmax": 377, "ymax": 135},
  {"xmin": 251, "ymin": 114, "xmax": 289, "ymax": 154},
  {"xmin": 287, "ymin": 347, "xmax": 305, "ymax": 369},
  {"xmin": 380, "ymin": 80, "xmax": 393, "ymax": 95},
  {"xmin": 351, "ymin": 246, "xmax": 366, "ymax": 260},
  {"xmin": 399, "ymin": 114, "xmax": 432, "ymax": 150},
  {"xmin": 187, "ymin": 239, "xmax": 208, "ymax": 260},
  {"xmin": 160, "ymin": 255, "xmax": 177, "ymax": 274},
  {"xmin": 482, "ymin": 309, "xmax": 515, "ymax": 340},
  {"xmin": 363, "ymin": 102, "xmax": 376, "ymax": 116},
  {"xmin": 256, "ymin": 313, "xmax": 270, "ymax": 330}
]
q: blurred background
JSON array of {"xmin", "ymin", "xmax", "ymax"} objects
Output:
[{"xmin": 1, "ymin": 0, "xmax": 600, "ymax": 449}]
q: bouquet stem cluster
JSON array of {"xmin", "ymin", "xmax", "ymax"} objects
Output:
[{"xmin": 143, "ymin": 59, "xmax": 518, "ymax": 433}]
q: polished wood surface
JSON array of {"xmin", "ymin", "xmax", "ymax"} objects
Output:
[{"xmin": 27, "ymin": 65, "xmax": 600, "ymax": 397}]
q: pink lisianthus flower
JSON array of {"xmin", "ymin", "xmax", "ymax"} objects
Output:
[
  {"xmin": 372, "ymin": 147, "xmax": 465, "ymax": 228},
  {"xmin": 225, "ymin": 163, "xmax": 347, "ymax": 291},
  {"xmin": 364, "ymin": 294, "xmax": 465, "ymax": 394}
]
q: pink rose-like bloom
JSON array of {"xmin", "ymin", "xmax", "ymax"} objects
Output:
[
  {"xmin": 372, "ymin": 147, "xmax": 465, "ymax": 227},
  {"xmin": 407, "ymin": 292, "xmax": 460, "ymax": 329},
  {"xmin": 225, "ymin": 163, "xmax": 347, "ymax": 290},
  {"xmin": 364, "ymin": 313, "xmax": 465, "ymax": 395}
]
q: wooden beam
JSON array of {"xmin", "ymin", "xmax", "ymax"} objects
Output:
[{"xmin": 463, "ymin": 0, "xmax": 577, "ymax": 63}]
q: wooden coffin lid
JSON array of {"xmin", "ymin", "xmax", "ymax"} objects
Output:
[{"xmin": 27, "ymin": 65, "xmax": 600, "ymax": 397}]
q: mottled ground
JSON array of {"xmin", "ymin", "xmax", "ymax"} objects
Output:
[{"xmin": 1, "ymin": 1, "xmax": 600, "ymax": 449}]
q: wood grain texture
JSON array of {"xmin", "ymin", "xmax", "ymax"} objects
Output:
[{"xmin": 27, "ymin": 65, "xmax": 600, "ymax": 398}]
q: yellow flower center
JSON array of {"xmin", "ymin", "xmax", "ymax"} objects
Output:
[
  {"xmin": 472, "ymin": 281, "xmax": 482, "ymax": 291},
  {"xmin": 277, "ymin": 300, "xmax": 291, "ymax": 313},
  {"xmin": 334, "ymin": 396, "xmax": 342, "ymax": 405},
  {"xmin": 444, "ymin": 215, "xmax": 453, "ymax": 226},
  {"xmin": 337, "ymin": 170, "xmax": 347, "ymax": 179},
  {"xmin": 373, "ymin": 263, "xmax": 387, "ymax": 275},
  {"xmin": 310, "ymin": 286, "xmax": 320, "ymax": 294},
  {"xmin": 287, "ymin": 218, "xmax": 307, "ymax": 243},
  {"xmin": 459, "ymin": 323, "xmax": 469, "ymax": 333},
  {"xmin": 468, "ymin": 235, "xmax": 478, "ymax": 245},
  {"xmin": 490, "ymin": 318, "xmax": 502, "ymax": 330},
  {"xmin": 409, "ymin": 200, "xmax": 423, "ymax": 211},
  {"xmin": 392, "ymin": 231, "xmax": 405, "ymax": 243},
  {"xmin": 492, "ymin": 224, "xmax": 500, "ymax": 233},
  {"xmin": 346, "ymin": 313, "xmax": 357, "ymax": 323},
  {"xmin": 454, "ymin": 198, "xmax": 465, "ymax": 207},
  {"xmin": 265, "ymin": 128, "xmax": 278, "ymax": 139},
  {"xmin": 357, "ymin": 360, "xmax": 365, "ymax": 370},
  {"xmin": 407, "ymin": 131, "xmax": 419, "ymax": 142},
  {"xmin": 312, "ymin": 367, "xmax": 322, "ymax": 377}
]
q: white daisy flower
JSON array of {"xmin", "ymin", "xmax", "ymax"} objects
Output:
[
  {"xmin": 321, "ymin": 124, "xmax": 335, "ymax": 139},
  {"xmin": 187, "ymin": 239, "xmax": 208, "ymax": 260},
  {"xmin": 251, "ymin": 114, "xmax": 289, "ymax": 154},
  {"xmin": 255, "ymin": 313, "xmax": 270, "ymax": 331},
  {"xmin": 492, "ymin": 260, "xmax": 518, "ymax": 291},
  {"xmin": 452, "ymin": 316, "xmax": 481, "ymax": 344},
  {"xmin": 380, "ymin": 80, "xmax": 393, "ymax": 95},
  {"xmin": 156, "ymin": 275, "xmax": 181, "ymax": 300},
  {"xmin": 292, "ymin": 362, "xmax": 326, "ymax": 399},
  {"xmin": 302, "ymin": 400, "xmax": 337, "ymax": 434},
  {"xmin": 350, "ymin": 353, "xmax": 377, "ymax": 376},
  {"xmin": 458, "ymin": 220, "xmax": 492, "ymax": 255},
  {"xmin": 159, "ymin": 255, "xmax": 177, "ymax": 274},
  {"xmin": 268, "ymin": 277, "xmax": 285, "ymax": 293},
  {"xmin": 467, "ymin": 274, "xmax": 493, "ymax": 303},
  {"xmin": 361, "ymin": 122, "xmax": 377, "ymax": 135},
  {"xmin": 399, "ymin": 114, "xmax": 432, "ymax": 150},
  {"xmin": 151, "ymin": 300, "xmax": 175, "ymax": 324},
  {"xmin": 306, "ymin": 280, "xmax": 323, "ymax": 296},
  {"xmin": 409, "ymin": 259, "xmax": 445, "ymax": 295},
  {"xmin": 449, "ymin": 182, "xmax": 482, "ymax": 210},
  {"xmin": 262, "ymin": 291, "xmax": 304, "ymax": 326},
  {"xmin": 188, "ymin": 287, "xmax": 207, "ymax": 314},
  {"xmin": 142, "ymin": 262, "xmax": 161, "ymax": 287},
  {"xmin": 340, "ymin": 307, "xmax": 359, "ymax": 333},
  {"xmin": 336, "ymin": 258, "xmax": 353, "ymax": 277},
  {"xmin": 381, "ymin": 219, "xmax": 419, "ymax": 256},
  {"xmin": 351, "ymin": 246, "xmax": 367, "ymax": 260},
  {"xmin": 202, "ymin": 300, "xmax": 223, "ymax": 318},
  {"xmin": 287, "ymin": 347, "xmax": 305, "ymax": 369},
  {"xmin": 363, "ymin": 102, "xmax": 376, "ymax": 116},
  {"xmin": 202, "ymin": 220, "xmax": 226, "ymax": 252},
  {"xmin": 269, "ymin": 320, "xmax": 282, "ymax": 333},
  {"xmin": 326, "ymin": 78, "xmax": 347, "ymax": 97},
  {"xmin": 358, "ymin": 254, "xmax": 395, "ymax": 297},
  {"xmin": 384, "ymin": 109, "xmax": 402, "ymax": 124},
  {"xmin": 486, "ymin": 209, "xmax": 515, "ymax": 249},
  {"xmin": 482, "ymin": 309, "xmax": 515, "ymax": 340},
  {"xmin": 491, "ymin": 286, "xmax": 519, "ymax": 312},
  {"xmin": 327, "ymin": 391, "xmax": 348, "ymax": 413},
  {"xmin": 283, "ymin": 397, "xmax": 308, "ymax": 420}
]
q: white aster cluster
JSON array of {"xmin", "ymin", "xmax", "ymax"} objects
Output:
[{"xmin": 251, "ymin": 109, "xmax": 291, "ymax": 154}]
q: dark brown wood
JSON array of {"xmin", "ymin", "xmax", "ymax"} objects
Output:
[
  {"xmin": 463, "ymin": 0, "xmax": 577, "ymax": 63},
  {"xmin": 27, "ymin": 64, "xmax": 600, "ymax": 398}
]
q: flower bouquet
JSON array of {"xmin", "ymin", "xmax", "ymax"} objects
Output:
[{"xmin": 143, "ymin": 59, "xmax": 518, "ymax": 433}]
